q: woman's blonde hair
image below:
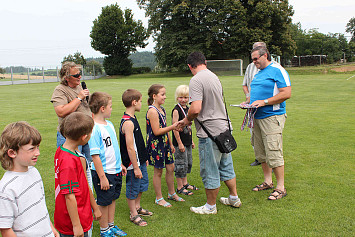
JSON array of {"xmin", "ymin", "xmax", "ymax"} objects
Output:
[
  {"xmin": 59, "ymin": 61, "xmax": 80, "ymax": 86},
  {"xmin": 175, "ymin": 85, "xmax": 189, "ymax": 102}
]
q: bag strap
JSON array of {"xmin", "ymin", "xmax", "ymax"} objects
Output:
[{"xmin": 196, "ymin": 119, "xmax": 215, "ymax": 141}]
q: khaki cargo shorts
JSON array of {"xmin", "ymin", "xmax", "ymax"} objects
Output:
[{"xmin": 251, "ymin": 114, "xmax": 286, "ymax": 168}]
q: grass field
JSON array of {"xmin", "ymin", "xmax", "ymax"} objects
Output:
[{"xmin": 0, "ymin": 71, "xmax": 354, "ymax": 236}]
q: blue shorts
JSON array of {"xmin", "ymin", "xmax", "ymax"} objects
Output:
[
  {"xmin": 126, "ymin": 163, "xmax": 149, "ymax": 199},
  {"xmin": 198, "ymin": 137, "xmax": 236, "ymax": 189},
  {"xmin": 91, "ymin": 170, "xmax": 122, "ymax": 206}
]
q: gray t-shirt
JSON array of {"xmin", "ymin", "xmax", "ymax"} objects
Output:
[{"xmin": 189, "ymin": 69, "xmax": 231, "ymax": 138}]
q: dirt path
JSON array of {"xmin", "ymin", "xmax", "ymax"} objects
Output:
[{"xmin": 331, "ymin": 65, "xmax": 355, "ymax": 72}]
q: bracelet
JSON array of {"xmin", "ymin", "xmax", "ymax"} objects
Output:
[{"xmin": 77, "ymin": 97, "xmax": 83, "ymax": 101}]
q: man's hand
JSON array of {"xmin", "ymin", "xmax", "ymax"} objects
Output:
[
  {"xmin": 251, "ymin": 100, "xmax": 266, "ymax": 108},
  {"xmin": 134, "ymin": 167, "xmax": 143, "ymax": 179}
]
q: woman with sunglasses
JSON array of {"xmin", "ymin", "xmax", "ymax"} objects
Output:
[{"xmin": 50, "ymin": 61, "xmax": 94, "ymax": 236}]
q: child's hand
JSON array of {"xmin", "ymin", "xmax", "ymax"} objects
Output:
[
  {"xmin": 146, "ymin": 160, "xmax": 149, "ymax": 166},
  {"xmin": 100, "ymin": 176, "xmax": 110, "ymax": 190},
  {"xmin": 171, "ymin": 145, "xmax": 175, "ymax": 154},
  {"xmin": 73, "ymin": 224, "xmax": 84, "ymax": 237},
  {"xmin": 121, "ymin": 165, "xmax": 127, "ymax": 176},
  {"xmin": 53, "ymin": 230, "xmax": 60, "ymax": 237},
  {"xmin": 192, "ymin": 141, "xmax": 195, "ymax": 149},
  {"xmin": 134, "ymin": 167, "xmax": 143, "ymax": 179},
  {"xmin": 178, "ymin": 143, "xmax": 185, "ymax": 152},
  {"xmin": 173, "ymin": 121, "xmax": 182, "ymax": 132},
  {"xmin": 93, "ymin": 207, "xmax": 102, "ymax": 221}
]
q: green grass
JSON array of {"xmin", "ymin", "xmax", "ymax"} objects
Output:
[{"xmin": 0, "ymin": 72, "xmax": 354, "ymax": 236}]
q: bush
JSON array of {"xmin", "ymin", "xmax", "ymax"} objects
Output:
[
  {"xmin": 103, "ymin": 56, "xmax": 132, "ymax": 76},
  {"xmin": 131, "ymin": 67, "xmax": 151, "ymax": 74}
]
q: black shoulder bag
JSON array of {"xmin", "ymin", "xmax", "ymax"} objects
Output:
[{"xmin": 196, "ymin": 90, "xmax": 237, "ymax": 153}]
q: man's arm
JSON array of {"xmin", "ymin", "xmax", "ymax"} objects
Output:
[
  {"xmin": 251, "ymin": 86, "xmax": 291, "ymax": 108},
  {"xmin": 122, "ymin": 120, "xmax": 142, "ymax": 179},
  {"xmin": 179, "ymin": 100, "xmax": 202, "ymax": 127}
]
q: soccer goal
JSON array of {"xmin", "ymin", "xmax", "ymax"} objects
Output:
[{"xmin": 206, "ymin": 59, "xmax": 243, "ymax": 76}]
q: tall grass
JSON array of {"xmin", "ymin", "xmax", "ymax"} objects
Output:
[{"xmin": 0, "ymin": 72, "xmax": 354, "ymax": 236}]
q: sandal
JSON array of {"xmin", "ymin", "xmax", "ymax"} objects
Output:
[
  {"xmin": 268, "ymin": 188, "xmax": 287, "ymax": 200},
  {"xmin": 167, "ymin": 192, "xmax": 185, "ymax": 202},
  {"xmin": 155, "ymin": 197, "xmax": 172, "ymax": 207},
  {"xmin": 137, "ymin": 207, "xmax": 153, "ymax": 216},
  {"xmin": 130, "ymin": 214, "xmax": 147, "ymax": 226},
  {"xmin": 252, "ymin": 182, "xmax": 274, "ymax": 191},
  {"xmin": 176, "ymin": 186, "xmax": 193, "ymax": 196},
  {"xmin": 185, "ymin": 183, "xmax": 199, "ymax": 190}
]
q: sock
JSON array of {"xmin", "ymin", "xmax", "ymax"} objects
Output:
[
  {"xmin": 229, "ymin": 195, "xmax": 239, "ymax": 200},
  {"xmin": 205, "ymin": 203, "xmax": 216, "ymax": 210},
  {"xmin": 108, "ymin": 222, "xmax": 114, "ymax": 228},
  {"xmin": 100, "ymin": 226, "xmax": 110, "ymax": 233}
]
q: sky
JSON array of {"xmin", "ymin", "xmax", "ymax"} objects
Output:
[{"xmin": 0, "ymin": 0, "xmax": 354, "ymax": 68}]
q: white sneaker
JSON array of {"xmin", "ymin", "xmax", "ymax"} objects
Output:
[
  {"xmin": 190, "ymin": 205, "xmax": 217, "ymax": 214},
  {"xmin": 220, "ymin": 197, "xmax": 242, "ymax": 208}
]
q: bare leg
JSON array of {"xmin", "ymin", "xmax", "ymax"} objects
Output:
[
  {"xmin": 108, "ymin": 201, "xmax": 115, "ymax": 224},
  {"xmin": 176, "ymin": 177, "xmax": 184, "ymax": 190},
  {"xmin": 206, "ymin": 188, "xmax": 220, "ymax": 206},
  {"xmin": 153, "ymin": 167, "xmax": 170, "ymax": 206},
  {"xmin": 166, "ymin": 163, "xmax": 183, "ymax": 200},
  {"xmin": 98, "ymin": 205, "xmax": 108, "ymax": 228},
  {"xmin": 224, "ymin": 177, "xmax": 238, "ymax": 196},
  {"xmin": 127, "ymin": 198, "xmax": 138, "ymax": 217},
  {"xmin": 262, "ymin": 162, "xmax": 273, "ymax": 184},
  {"xmin": 135, "ymin": 192, "xmax": 142, "ymax": 210},
  {"xmin": 273, "ymin": 165, "xmax": 285, "ymax": 191}
]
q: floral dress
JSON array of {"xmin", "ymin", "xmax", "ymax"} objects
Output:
[{"xmin": 146, "ymin": 105, "xmax": 174, "ymax": 168}]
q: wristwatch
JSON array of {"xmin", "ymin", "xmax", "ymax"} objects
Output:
[{"xmin": 264, "ymin": 99, "xmax": 269, "ymax": 105}]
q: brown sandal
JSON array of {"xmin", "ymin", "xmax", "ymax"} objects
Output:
[
  {"xmin": 252, "ymin": 182, "xmax": 274, "ymax": 191},
  {"xmin": 268, "ymin": 188, "xmax": 287, "ymax": 200},
  {"xmin": 137, "ymin": 207, "xmax": 153, "ymax": 216},
  {"xmin": 130, "ymin": 214, "xmax": 147, "ymax": 226}
]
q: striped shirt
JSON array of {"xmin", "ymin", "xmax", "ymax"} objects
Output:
[{"xmin": 0, "ymin": 167, "xmax": 54, "ymax": 237}]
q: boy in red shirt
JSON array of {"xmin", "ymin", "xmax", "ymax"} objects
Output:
[{"xmin": 54, "ymin": 112, "xmax": 101, "ymax": 237}]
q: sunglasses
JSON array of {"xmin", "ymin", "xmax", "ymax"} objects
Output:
[
  {"xmin": 252, "ymin": 55, "xmax": 263, "ymax": 62},
  {"xmin": 70, "ymin": 72, "xmax": 82, "ymax": 78}
]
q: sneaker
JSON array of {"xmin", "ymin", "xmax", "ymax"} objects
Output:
[
  {"xmin": 250, "ymin": 159, "xmax": 261, "ymax": 166},
  {"xmin": 220, "ymin": 197, "xmax": 242, "ymax": 208},
  {"xmin": 190, "ymin": 205, "xmax": 217, "ymax": 215},
  {"xmin": 101, "ymin": 229, "xmax": 115, "ymax": 237},
  {"xmin": 110, "ymin": 225, "xmax": 127, "ymax": 236}
]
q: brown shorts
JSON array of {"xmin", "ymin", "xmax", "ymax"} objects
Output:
[{"xmin": 251, "ymin": 114, "xmax": 286, "ymax": 168}]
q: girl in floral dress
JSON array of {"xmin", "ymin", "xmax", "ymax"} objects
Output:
[{"xmin": 146, "ymin": 84, "xmax": 183, "ymax": 207}]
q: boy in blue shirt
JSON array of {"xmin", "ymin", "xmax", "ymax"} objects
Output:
[{"xmin": 88, "ymin": 92, "xmax": 127, "ymax": 237}]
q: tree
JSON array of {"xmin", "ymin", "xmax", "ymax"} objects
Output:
[
  {"xmin": 0, "ymin": 67, "xmax": 5, "ymax": 74},
  {"xmin": 137, "ymin": 0, "xmax": 295, "ymax": 70},
  {"xmin": 62, "ymin": 51, "xmax": 87, "ymax": 66},
  {"xmin": 346, "ymin": 17, "xmax": 355, "ymax": 42},
  {"xmin": 85, "ymin": 60, "xmax": 103, "ymax": 75},
  {"xmin": 90, "ymin": 4, "xmax": 149, "ymax": 75}
]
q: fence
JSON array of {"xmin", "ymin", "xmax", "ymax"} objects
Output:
[{"xmin": 0, "ymin": 65, "xmax": 105, "ymax": 85}]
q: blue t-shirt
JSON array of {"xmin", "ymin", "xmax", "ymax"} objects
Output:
[
  {"xmin": 250, "ymin": 62, "xmax": 291, "ymax": 119},
  {"xmin": 88, "ymin": 120, "xmax": 122, "ymax": 174}
]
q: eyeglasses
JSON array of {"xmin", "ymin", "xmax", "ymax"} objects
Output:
[
  {"xmin": 252, "ymin": 55, "xmax": 263, "ymax": 62},
  {"xmin": 70, "ymin": 72, "xmax": 82, "ymax": 78}
]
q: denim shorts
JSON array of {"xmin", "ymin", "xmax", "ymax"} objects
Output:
[
  {"xmin": 126, "ymin": 163, "xmax": 149, "ymax": 199},
  {"xmin": 174, "ymin": 145, "xmax": 193, "ymax": 178},
  {"xmin": 198, "ymin": 137, "xmax": 236, "ymax": 189},
  {"xmin": 91, "ymin": 170, "xmax": 122, "ymax": 206}
]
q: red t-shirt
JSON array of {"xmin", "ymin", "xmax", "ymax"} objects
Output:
[{"xmin": 54, "ymin": 146, "xmax": 93, "ymax": 235}]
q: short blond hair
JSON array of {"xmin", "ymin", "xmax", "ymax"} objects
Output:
[
  {"xmin": 175, "ymin": 85, "xmax": 189, "ymax": 102},
  {"xmin": 0, "ymin": 121, "xmax": 41, "ymax": 170}
]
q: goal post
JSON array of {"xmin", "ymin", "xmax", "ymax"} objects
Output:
[{"xmin": 206, "ymin": 59, "xmax": 243, "ymax": 76}]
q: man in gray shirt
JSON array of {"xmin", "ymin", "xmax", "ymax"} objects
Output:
[{"xmin": 179, "ymin": 52, "xmax": 241, "ymax": 214}]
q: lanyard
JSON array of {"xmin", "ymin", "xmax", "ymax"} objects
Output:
[
  {"xmin": 177, "ymin": 103, "xmax": 187, "ymax": 117},
  {"xmin": 149, "ymin": 105, "xmax": 166, "ymax": 126}
]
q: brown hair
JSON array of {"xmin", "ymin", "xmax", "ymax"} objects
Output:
[
  {"xmin": 59, "ymin": 61, "xmax": 80, "ymax": 86},
  {"xmin": 147, "ymin": 84, "xmax": 165, "ymax": 105},
  {"xmin": 60, "ymin": 112, "xmax": 94, "ymax": 141},
  {"xmin": 89, "ymin": 92, "xmax": 112, "ymax": 114},
  {"xmin": 0, "ymin": 121, "xmax": 42, "ymax": 170},
  {"xmin": 122, "ymin": 89, "xmax": 142, "ymax": 108}
]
